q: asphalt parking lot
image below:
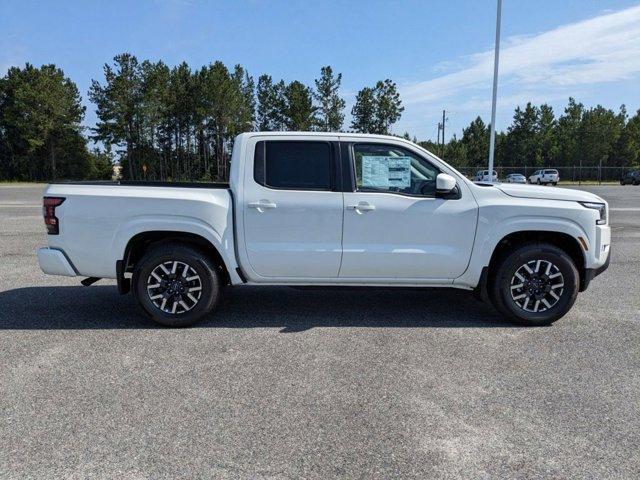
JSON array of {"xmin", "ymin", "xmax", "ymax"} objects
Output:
[{"xmin": 1, "ymin": 184, "xmax": 639, "ymax": 479}]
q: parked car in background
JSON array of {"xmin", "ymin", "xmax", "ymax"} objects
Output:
[
  {"xmin": 529, "ymin": 169, "xmax": 559, "ymax": 185},
  {"xmin": 474, "ymin": 170, "xmax": 498, "ymax": 182},
  {"xmin": 620, "ymin": 170, "xmax": 640, "ymax": 185},
  {"xmin": 505, "ymin": 173, "xmax": 527, "ymax": 184}
]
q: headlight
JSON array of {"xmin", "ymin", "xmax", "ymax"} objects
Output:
[{"xmin": 580, "ymin": 202, "xmax": 607, "ymax": 225}]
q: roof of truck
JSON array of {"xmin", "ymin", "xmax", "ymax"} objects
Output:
[{"xmin": 237, "ymin": 131, "xmax": 408, "ymax": 141}]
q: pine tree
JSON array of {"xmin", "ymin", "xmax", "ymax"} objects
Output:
[
  {"xmin": 538, "ymin": 104, "xmax": 558, "ymax": 166},
  {"xmin": 461, "ymin": 117, "xmax": 489, "ymax": 168},
  {"xmin": 504, "ymin": 103, "xmax": 540, "ymax": 168},
  {"xmin": 89, "ymin": 53, "xmax": 143, "ymax": 179},
  {"xmin": 373, "ymin": 79, "xmax": 404, "ymax": 135},
  {"xmin": 256, "ymin": 75, "xmax": 285, "ymax": 131},
  {"xmin": 350, "ymin": 87, "xmax": 376, "ymax": 133},
  {"xmin": 283, "ymin": 81, "xmax": 317, "ymax": 131},
  {"xmin": 1, "ymin": 64, "xmax": 86, "ymax": 180},
  {"xmin": 555, "ymin": 98, "xmax": 584, "ymax": 168},
  {"xmin": 313, "ymin": 66, "xmax": 345, "ymax": 132}
]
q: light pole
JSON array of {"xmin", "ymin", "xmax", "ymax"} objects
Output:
[{"xmin": 487, "ymin": 0, "xmax": 502, "ymax": 181}]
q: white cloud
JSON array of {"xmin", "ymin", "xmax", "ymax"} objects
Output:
[{"xmin": 401, "ymin": 5, "xmax": 640, "ymax": 107}]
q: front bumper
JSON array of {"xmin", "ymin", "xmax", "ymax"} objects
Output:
[
  {"xmin": 37, "ymin": 247, "xmax": 77, "ymax": 277},
  {"xmin": 580, "ymin": 247, "xmax": 610, "ymax": 291}
]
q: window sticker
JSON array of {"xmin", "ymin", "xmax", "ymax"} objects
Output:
[{"xmin": 362, "ymin": 156, "xmax": 411, "ymax": 188}]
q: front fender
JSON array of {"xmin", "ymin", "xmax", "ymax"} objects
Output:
[{"xmin": 454, "ymin": 214, "xmax": 589, "ymax": 288}]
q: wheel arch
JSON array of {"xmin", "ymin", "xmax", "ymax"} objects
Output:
[
  {"xmin": 486, "ymin": 230, "xmax": 587, "ymax": 291},
  {"xmin": 119, "ymin": 230, "xmax": 233, "ymax": 293}
]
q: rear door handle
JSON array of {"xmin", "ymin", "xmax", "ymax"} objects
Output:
[
  {"xmin": 248, "ymin": 200, "xmax": 277, "ymax": 211},
  {"xmin": 346, "ymin": 202, "xmax": 375, "ymax": 212}
]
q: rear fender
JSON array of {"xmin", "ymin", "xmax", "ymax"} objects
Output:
[{"xmin": 112, "ymin": 215, "xmax": 241, "ymax": 283}]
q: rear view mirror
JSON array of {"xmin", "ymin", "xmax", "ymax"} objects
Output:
[{"xmin": 436, "ymin": 173, "xmax": 456, "ymax": 193}]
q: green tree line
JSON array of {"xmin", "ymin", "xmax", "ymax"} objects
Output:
[
  {"xmin": 0, "ymin": 55, "xmax": 403, "ymax": 181},
  {"xmin": 1, "ymin": 54, "xmax": 639, "ymax": 182},
  {"xmin": 421, "ymin": 99, "xmax": 640, "ymax": 173}
]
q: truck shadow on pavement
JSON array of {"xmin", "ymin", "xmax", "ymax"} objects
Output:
[{"xmin": 0, "ymin": 285, "xmax": 511, "ymax": 331}]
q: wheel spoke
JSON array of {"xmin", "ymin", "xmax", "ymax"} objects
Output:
[
  {"xmin": 171, "ymin": 301, "xmax": 177, "ymax": 314},
  {"xmin": 523, "ymin": 263, "xmax": 534, "ymax": 274},
  {"xmin": 541, "ymin": 298, "xmax": 552, "ymax": 309},
  {"xmin": 511, "ymin": 284, "xmax": 524, "ymax": 290},
  {"xmin": 182, "ymin": 264, "xmax": 189, "ymax": 278},
  {"xmin": 149, "ymin": 294, "xmax": 163, "ymax": 300},
  {"xmin": 187, "ymin": 293, "xmax": 198, "ymax": 303},
  {"xmin": 160, "ymin": 298, "xmax": 167, "ymax": 310},
  {"xmin": 545, "ymin": 262, "xmax": 552, "ymax": 275},
  {"xmin": 551, "ymin": 282, "xmax": 564, "ymax": 289},
  {"xmin": 160, "ymin": 263, "xmax": 170, "ymax": 275},
  {"xmin": 533, "ymin": 300, "xmax": 540, "ymax": 312},
  {"xmin": 535, "ymin": 260, "xmax": 541, "ymax": 273},
  {"xmin": 171, "ymin": 261, "xmax": 178, "ymax": 274},
  {"xmin": 151, "ymin": 271, "xmax": 163, "ymax": 283}
]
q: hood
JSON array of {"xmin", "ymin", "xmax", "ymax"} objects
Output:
[{"xmin": 494, "ymin": 183, "xmax": 605, "ymax": 203}]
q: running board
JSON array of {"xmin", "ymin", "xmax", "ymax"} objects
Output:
[{"xmin": 81, "ymin": 277, "xmax": 101, "ymax": 287}]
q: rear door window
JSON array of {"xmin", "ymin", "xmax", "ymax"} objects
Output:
[{"xmin": 254, "ymin": 141, "xmax": 332, "ymax": 190}]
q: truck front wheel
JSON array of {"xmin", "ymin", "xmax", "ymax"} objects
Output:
[
  {"xmin": 489, "ymin": 243, "xmax": 579, "ymax": 326},
  {"xmin": 132, "ymin": 243, "xmax": 221, "ymax": 327}
]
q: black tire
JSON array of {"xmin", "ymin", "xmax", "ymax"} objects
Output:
[
  {"xmin": 537, "ymin": 179, "xmax": 541, "ymax": 185},
  {"xmin": 552, "ymin": 182, "xmax": 557, "ymax": 186},
  {"xmin": 620, "ymin": 179, "xmax": 625, "ymax": 185},
  {"xmin": 489, "ymin": 242, "xmax": 579, "ymax": 326},
  {"xmin": 132, "ymin": 243, "xmax": 221, "ymax": 327}
]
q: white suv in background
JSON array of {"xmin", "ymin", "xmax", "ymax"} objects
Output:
[
  {"xmin": 474, "ymin": 170, "xmax": 498, "ymax": 182},
  {"xmin": 529, "ymin": 169, "xmax": 559, "ymax": 185}
]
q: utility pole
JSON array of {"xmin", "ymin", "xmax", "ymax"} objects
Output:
[
  {"xmin": 487, "ymin": 0, "xmax": 502, "ymax": 181},
  {"xmin": 442, "ymin": 110, "xmax": 446, "ymax": 148},
  {"xmin": 437, "ymin": 122, "xmax": 442, "ymax": 155}
]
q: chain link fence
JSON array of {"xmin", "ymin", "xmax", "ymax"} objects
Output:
[{"xmin": 456, "ymin": 166, "xmax": 637, "ymax": 184}]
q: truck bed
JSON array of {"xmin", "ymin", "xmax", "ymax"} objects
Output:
[{"xmin": 56, "ymin": 180, "xmax": 230, "ymax": 189}]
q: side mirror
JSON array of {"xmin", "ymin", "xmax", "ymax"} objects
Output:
[{"xmin": 436, "ymin": 173, "xmax": 457, "ymax": 193}]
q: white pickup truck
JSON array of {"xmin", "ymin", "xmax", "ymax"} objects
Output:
[{"xmin": 37, "ymin": 132, "xmax": 610, "ymax": 327}]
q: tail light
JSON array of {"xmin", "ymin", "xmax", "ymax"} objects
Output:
[{"xmin": 43, "ymin": 197, "xmax": 65, "ymax": 234}]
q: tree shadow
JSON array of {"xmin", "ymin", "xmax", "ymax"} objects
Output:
[{"xmin": 0, "ymin": 285, "xmax": 512, "ymax": 332}]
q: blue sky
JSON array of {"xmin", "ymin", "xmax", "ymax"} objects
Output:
[{"xmin": 1, "ymin": 0, "xmax": 639, "ymax": 141}]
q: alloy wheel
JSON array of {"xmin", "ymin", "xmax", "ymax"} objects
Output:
[
  {"xmin": 510, "ymin": 259, "xmax": 564, "ymax": 313},
  {"xmin": 146, "ymin": 260, "xmax": 203, "ymax": 314}
]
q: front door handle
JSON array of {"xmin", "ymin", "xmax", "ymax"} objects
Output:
[
  {"xmin": 346, "ymin": 202, "xmax": 375, "ymax": 212},
  {"xmin": 248, "ymin": 200, "xmax": 277, "ymax": 212}
]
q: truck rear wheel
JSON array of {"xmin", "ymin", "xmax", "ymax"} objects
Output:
[
  {"xmin": 489, "ymin": 242, "xmax": 579, "ymax": 326},
  {"xmin": 132, "ymin": 243, "xmax": 221, "ymax": 327}
]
